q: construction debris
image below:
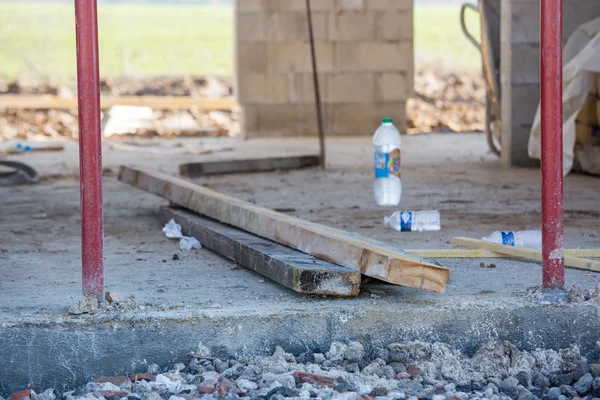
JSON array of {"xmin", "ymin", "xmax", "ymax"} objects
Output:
[
  {"xmin": 407, "ymin": 67, "xmax": 485, "ymax": 134},
  {"xmin": 119, "ymin": 167, "xmax": 449, "ymax": 293},
  {"xmin": 452, "ymin": 236, "xmax": 600, "ymax": 272},
  {"xmin": 160, "ymin": 206, "xmax": 361, "ymax": 297},
  {"xmin": 10, "ymin": 339, "xmax": 600, "ymax": 400},
  {"xmin": 179, "ymin": 155, "xmax": 320, "ymax": 177}
]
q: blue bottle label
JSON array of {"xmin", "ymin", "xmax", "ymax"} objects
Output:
[
  {"xmin": 501, "ymin": 231, "xmax": 515, "ymax": 246},
  {"xmin": 374, "ymin": 149, "xmax": 401, "ymax": 178},
  {"xmin": 400, "ymin": 211, "xmax": 412, "ymax": 232}
]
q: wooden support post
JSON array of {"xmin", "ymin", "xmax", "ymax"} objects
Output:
[
  {"xmin": 119, "ymin": 167, "xmax": 450, "ymax": 293},
  {"xmin": 159, "ymin": 206, "xmax": 361, "ymax": 296}
]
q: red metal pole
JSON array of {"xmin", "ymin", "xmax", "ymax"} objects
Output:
[
  {"xmin": 540, "ymin": 0, "xmax": 565, "ymax": 289},
  {"xmin": 75, "ymin": 0, "xmax": 104, "ymax": 301}
]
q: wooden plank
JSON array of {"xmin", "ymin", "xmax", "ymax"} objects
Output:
[
  {"xmin": 0, "ymin": 95, "xmax": 236, "ymax": 110},
  {"xmin": 119, "ymin": 167, "xmax": 450, "ymax": 293},
  {"xmin": 451, "ymin": 237, "xmax": 600, "ymax": 272},
  {"xmin": 409, "ymin": 248, "xmax": 600, "ymax": 259},
  {"xmin": 159, "ymin": 206, "xmax": 361, "ymax": 297},
  {"xmin": 179, "ymin": 155, "xmax": 321, "ymax": 177}
]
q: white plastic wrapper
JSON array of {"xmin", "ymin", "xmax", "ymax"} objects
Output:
[
  {"xmin": 162, "ymin": 218, "xmax": 202, "ymax": 251},
  {"xmin": 179, "ymin": 236, "xmax": 202, "ymax": 251},
  {"xmin": 162, "ymin": 218, "xmax": 183, "ymax": 239}
]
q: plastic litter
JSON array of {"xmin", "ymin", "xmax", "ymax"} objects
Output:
[
  {"xmin": 384, "ymin": 210, "xmax": 441, "ymax": 232},
  {"xmin": 162, "ymin": 218, "xmax": 202, "ymax": 251},
  {"xmin": 179, "ymin": 236, "xmax": 202, "ymax": 251},
  {"xmin": 482, "ymin": 230, "xmax": 542, "ymax": 249},
  {"xmin": 162, "ymin": 218, "xmax": 183, "ymax": 239}
]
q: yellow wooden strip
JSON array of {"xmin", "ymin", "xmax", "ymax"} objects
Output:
[
  {"xmin": 118, "ymin": 166, "xmax": 450, "ymax": 293},
  {"xmin": 0, "ymin": 95, "xmax": 236, "ymax": 110},
  {"xmin": 408, "ymin": 248, "xmax": 600, "ymax": 258},
  {"xmin": 451, "ymin": 237, "xmax": 600, "ymax": 272}
]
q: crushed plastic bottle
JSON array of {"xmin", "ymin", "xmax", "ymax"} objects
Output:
[
  {"xmin": 373, "ymin": 117, "xmax": 402, "ymax": 206},
  {"xmin": 384, "ymin": 210, "xmax": 441, "ymax": 232},
  {"xmin": 482, "ymin": 230, "xmax": 542, "ymax": 249}
]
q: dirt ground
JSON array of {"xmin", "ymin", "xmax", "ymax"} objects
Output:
[{"xmin": 0, "ymin": 68, "xmax": 485, "ymax": 141}]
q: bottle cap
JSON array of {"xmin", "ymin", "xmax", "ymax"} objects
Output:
[
  {"xmin": 382, "ymin": 117, "xmax": 393, "ymax": 123},
  {"xmin": 384, "ymin": 216, "xmax": 390, "ymax": 226}
]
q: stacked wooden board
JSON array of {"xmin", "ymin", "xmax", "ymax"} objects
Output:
[{"xmin": 119, "ymin": 166, "xmax": 450, "ymax": 295}]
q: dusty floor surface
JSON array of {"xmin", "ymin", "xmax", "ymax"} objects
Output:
[{"xmin": 1, "ymin": 133, "xmax": 599, "ymax": 324}]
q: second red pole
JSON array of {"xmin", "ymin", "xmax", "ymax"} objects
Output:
[
  {"xmin": 75, "ymin": 0, "xmax": 104, "ymax": 302},
  {"xmin": 540, "ymin": 0, "xmax": 565, "ymax": 289}
]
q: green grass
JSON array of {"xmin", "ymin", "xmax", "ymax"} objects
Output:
[
  {"xmin": 0, "ymin": 3, "xmax": 233, "ymax": 82},
  {"xmin": 414, "ymin": 5, "xmax": 482, "ymax": 70},
  {"xmin": 0, "ymin": 3, "xmax": 481, "ymax": 82}
]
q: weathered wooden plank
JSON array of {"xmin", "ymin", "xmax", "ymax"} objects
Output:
[
  {"xmin": 179, "ymin": 155, "xmax": 320, "ymax": 177},
  {"xmin": 409, "ymin": 248, "xmax": 600, "ymax": 259},
  {"xmin": 159, "ymin": 206, "xmax": 361, "ymax": 297},
  {"xmin": 452, "ymin": 237, "xmax": 600, "ymax": 272},
  {"xmin": 0, "ymin": 95, "xmax": 236, "ymax": 110},
  {"xmin": 119, "ymin": 166, "xmax": 450, "ymax": 293}
]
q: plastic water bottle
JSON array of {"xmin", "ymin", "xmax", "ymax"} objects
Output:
[
  {"xmin": 373, "ymin": 117, "xmax": 402, "ymax": 206},
  {"xmin": 482, "ymin": 230, "xmax": 542, "ymax": 249},
  {"xmin": 384, "ymin": 211, "xmax": 441, "ymax": 232}
]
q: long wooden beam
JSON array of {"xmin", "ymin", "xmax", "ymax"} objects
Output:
[
  {"xmin": 159, "ymin": 206, "xmax": 361, "ymax": 296},
  {"xmin": 179, "ymin": 155, "xmax": 320, "ymax": 177},
  {"xmin": 0, "ymin": 95, "xmax": 236, "ymax": 110},
  {"xmin": 452, "ymin": 237, "xmax": 600, "ymax": 272},
  {"xmin": 409, "ymin": 248, "xmax": 600, "ymax": 259},
  {"xmin": 119, "ymin": 166, "xmax": 450, "ymax": 293}
]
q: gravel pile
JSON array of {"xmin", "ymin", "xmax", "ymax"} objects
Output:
[{"xmin": 6, "ymin": 340, "xmax": 600, "ymax": 400}]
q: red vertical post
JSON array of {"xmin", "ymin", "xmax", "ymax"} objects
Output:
[
  {"xmin": 75, "ymin": 0, "xmax": 104, "ymax": 301},
  {"xmin": 540, "ymin": 0, "xmax": 565, "ymax": 289}
]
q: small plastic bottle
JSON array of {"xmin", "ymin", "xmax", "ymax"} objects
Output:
[
  {"xmin": 373, "ymin": 117, "xmax": 402, "ymax": 206},
  {"xmin": 482, "ymin": 230, "xmax": 542, "ymax": 249},
  {"xmin": 384, "ymin": 210, "xmax": 441, "ymax": 232}
]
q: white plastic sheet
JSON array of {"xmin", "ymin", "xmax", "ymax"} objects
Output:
[{"xmin": 528, "ymin": 17, "xmax": 600, "ymax": 175}]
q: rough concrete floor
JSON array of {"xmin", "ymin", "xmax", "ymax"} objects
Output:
[{"xmin": 1, "ymin": 133, "xmax": 599, "ymax": 394}]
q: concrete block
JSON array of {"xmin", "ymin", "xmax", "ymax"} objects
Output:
[
  {"xmin": 266, "ymin": 43, "xmax": 335, "ymax": 73},
  {"xmin": 367, "ymin": 0, "xmax": 412, "ymax": 10},
  {"xmin": 266, "ymin": 0, "xmax": 335, "ymax": 11},
  {"xmin": 265, "ymin": 12, "xmax": 327, "ymax": 42},
  {"xmin": 328, "ymin": 11, "xmax": 376, "ymax": 41},
  {"xmin": 236, "ymin": 43, "xmax": 267, "ymax": 74},
  {"xmin": 235, "ymin": 0, "xmax": 266, "ymax": 12},
  {"xmin": 329, "ymin": 102, "xmax": 405, "ymax": 135},
  {"xmin": 237, "ymin": 73, "xmax": 289, "ymax": 104},
  {"xmin": 236, "ymin": 13, "xmax": 265, "ymax": 43},
  {"xmin": 240, "ymin": 105, "xmax": 260, "ymax": 136},
  {"xmin": 377, "ymin": 11, "xmax": 413, "ymax": 41},
  {"xmin": 510, "ymin": 43, "xmax": 539, "ymax": 85},
  {"xmin": 375, "ymin": 73, "xmax": 408, "ymax": 102},
  {"xmin": 256, "ymin": 103, "xmax": 318, "ymax": 136},
  {"xmin": 337, "ymin": 42, "xmax": 411, "ymax": 72},
  {"xmin": 327, "ymin": 73, "xmax": 375, "ymax": 103},
  {"xmin": 336, "ymin": 0, "xmax": 364, "ymax": 10},
  {"xmin": 290, "ymin": 73, "xmax": 329, "ymax": 104},
  {"xmin": 510, "ymin": 84, "xmax": 540, "ymax": 126}
]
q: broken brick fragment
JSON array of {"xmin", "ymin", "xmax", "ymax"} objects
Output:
[
  {"xmin": 217, "ymin": 378, "xmax": 234, "ymax": 397},
  {"xmin": 198, "ymin": 386, "xmax": 216, "ymax": 394},
  {"xmin": 129, "ymin": 373, "xmax": 156, "ymax": 382},
  {"xmin": 407, "ymin": 366, "xmax": 424, "ymax": 377},
  {"xmin": 292, "ymin": 371, "xmax": 335, "ymax": 387},
  {"xmin": 9, "ymin": 389, "xmax": 31, "ymax": 400}
]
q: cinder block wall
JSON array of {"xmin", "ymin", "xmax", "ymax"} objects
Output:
[
  {"xmin": 500, "ymin": 0, "xmax": 600, "ymax": 167},
  {"xmin": 234, "ymin": 0, "xmax": 413, "ymax": 137}
]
